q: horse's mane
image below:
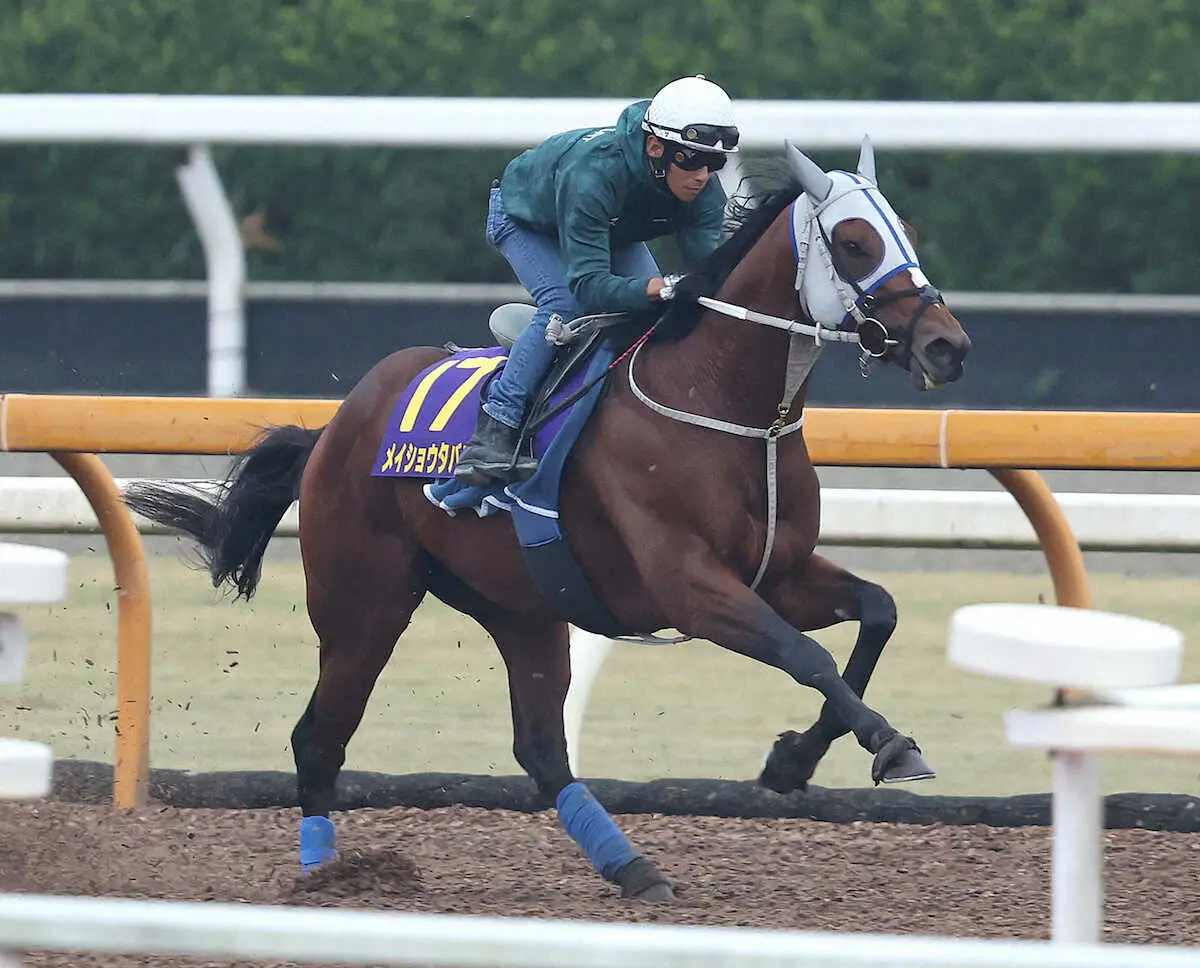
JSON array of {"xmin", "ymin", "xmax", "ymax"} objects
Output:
[{"xmin": 654, "ymin": 167, "xmax": 803, "ymax": 341}]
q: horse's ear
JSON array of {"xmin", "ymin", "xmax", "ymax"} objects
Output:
[
  {"xmin": 785, "ymin": 140, "xmax": 833, "ymax": 202},
  {"xmin": 857, "ymin": 135, "xmax": 876, "ymax": 184}
]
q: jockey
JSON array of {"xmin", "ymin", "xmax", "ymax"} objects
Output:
[{"xmin": 454, "ymin": 75, "xmax": 740, "ymax": 486}]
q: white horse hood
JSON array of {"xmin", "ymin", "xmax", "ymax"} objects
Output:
[{"xmin": 788, "ymin": 160, "xmax": 929, "ymax": 329}]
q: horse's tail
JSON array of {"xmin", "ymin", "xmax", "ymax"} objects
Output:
[{"xmin": 123, "ymin": 425, "xmax": 324, "ymax": 600}]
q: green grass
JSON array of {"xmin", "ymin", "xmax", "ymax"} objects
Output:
[{"xmin": 2, "ymin": 554, "xmax": 1198, "ymax": 798}]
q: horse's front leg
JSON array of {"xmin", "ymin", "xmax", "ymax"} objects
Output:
[
  {"xmin": 757, "ymin": 554, "xmax": 921, "ymax": 794},
  {"xmin": 679, "ymin": 570, "xmax": 930, "ymax": 789}
]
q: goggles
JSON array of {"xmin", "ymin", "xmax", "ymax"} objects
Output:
[
  {"xmin": 661, "ymin": 122, "xmax": 740, "ymax": 150},
  {"xmin": 671, "ymin": 146, "xmax": 727, "ymax": 172}
]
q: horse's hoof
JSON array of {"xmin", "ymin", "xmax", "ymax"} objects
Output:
[
  {"xmin": 615, "ymin": 856, "xmax": 674, "ymax": 903},
  {"xmin": 629, "ymin": 881, "xmax": 676, "ymax": 904},
  {"xmin": 881, "ymin": 747, "xmax": 936, "ymax": 784},
  {"xmin": 758, "ymin": 730, "xmax": 817, "ymax": 795},
  {"xmin": 302, "ymin": 852, "xmax": 339, "ymax": 873},
  {"xmin": 760, "ymin": 759, "xmax": 808, "ymax": 795},
  {"xmin": 871, "ymin": 734, "xmax": 936, "ymax": 785}
]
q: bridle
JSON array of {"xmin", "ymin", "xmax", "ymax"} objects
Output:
[
  {"xmin": 689, "ymin": 178, "xmax": 946, "ymax": 375},
  {"xmin": 815, "ymin": 215, "xmax": 945, "ymax": 371}
]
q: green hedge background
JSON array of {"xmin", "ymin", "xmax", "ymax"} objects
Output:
[{"xmin": 1, "ymin": 0, "xmax": 1198, "ymax": 291}]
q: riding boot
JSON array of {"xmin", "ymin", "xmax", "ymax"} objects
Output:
[{"xmin": 454, "ymin": 408, "xmax": 538, "ymax": 486}]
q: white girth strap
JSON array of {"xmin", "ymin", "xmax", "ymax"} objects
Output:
[{"xmin": 627, "ymin": 334, "xmax": 822, "ymax": 590}]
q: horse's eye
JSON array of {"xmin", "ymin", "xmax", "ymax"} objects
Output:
[{"xmin": 842, "ymin": 240, "xmax": 866, "ymax": 257}]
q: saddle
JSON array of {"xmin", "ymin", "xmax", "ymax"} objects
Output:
[{"xmin": 485, "ymin": 303, "xmax": 644, "ymax": 462}]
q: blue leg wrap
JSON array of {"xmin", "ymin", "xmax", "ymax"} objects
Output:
[
  {"xmin": 555, "ymin": 781, "xmax": 639, "ymax": 881},
  {"xmin": 299, "ymin": 815, "xmax": 337, "ymax": 871}
]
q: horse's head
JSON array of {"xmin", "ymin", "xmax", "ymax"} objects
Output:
[{"xmin": 786, "ymin": 139, "xmax": 971, "ymax": 389}]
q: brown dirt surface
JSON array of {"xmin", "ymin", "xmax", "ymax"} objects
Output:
[{"xmin": 1, "ymin": 798, "xmax": 1197, "ymax": 967}]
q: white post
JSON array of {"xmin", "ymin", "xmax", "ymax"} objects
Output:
[
  {"xmin": 563, "ymin": 629, "xmax": 615, "ymax": 776},
  {"xmin": 1050, "ymin": 749, "xmax": 1104, "ymax": 943},
  {"xmin": 175, "ymin": 143, "xmax": 246, "ymax": 397},
  {"xmin": 0, "ymin": 544, "xmax": 67, "ymax": 803}
]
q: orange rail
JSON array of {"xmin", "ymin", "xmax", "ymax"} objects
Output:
[
  {"xmin": 8, "ymin": 395, "xmax": 1190, "ymax": 806},
  {"xmin": 5, "ymin": 395, "xmax": 1200, "ymax": 469}
]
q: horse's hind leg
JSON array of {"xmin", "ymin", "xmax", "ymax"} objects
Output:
[
  {"xmin": 759, "ymin": 553, "xmax": 928, "ymax": 794},
  {"xmin": 290, "ymin": 531, "xmax": 426, "ymax": 870},
  {"xmin": 471, "ymin": 608, "xmax": 673, "ymax": 903}
]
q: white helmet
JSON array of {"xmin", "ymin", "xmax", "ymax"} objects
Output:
[{"xmin": 642, "ymin": 75, "xmax": 740, "ymax": 153}]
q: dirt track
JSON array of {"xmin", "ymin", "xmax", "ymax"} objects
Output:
[{"xmin": 2, "ymin": 798, "xmax": 1198, "ymax": 966}]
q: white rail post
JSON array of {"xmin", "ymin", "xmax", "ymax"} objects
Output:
[
  {"xmin": 948, "ymin": 603, "xmax": 1187, "ymax": 944},
  {"xmin": 1050, "ymin": 749, "xmax": 1103, "ymax": 942},
  {"xmin": 175, "ymin": 144, "xmax": 247, "ymax": 398},
  {"xmin": 0, "ymin": 542, "xmax": 69, "ymax": 803}
]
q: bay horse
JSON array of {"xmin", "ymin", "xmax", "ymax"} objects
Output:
[{"xmin": 125, "ymin": 140, "xmax": 971, "ymax": 903}]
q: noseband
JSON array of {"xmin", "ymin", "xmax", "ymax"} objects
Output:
[{"xmin": 847, "ymin": 283, "xmax": 945, "ymax": 364}]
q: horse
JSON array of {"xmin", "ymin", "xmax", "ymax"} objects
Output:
[{"xmin": 125, "ymin": 138, "xmax": 971, "ymax": 904}]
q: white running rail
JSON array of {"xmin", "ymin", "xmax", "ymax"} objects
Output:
[
  {"xmin": 1, "ymin": 893, "xmax": 1198, "ymax": 967},
  {"xmin": 5, "ymin": 478, "xmax": 1200, "ymax": 552}
]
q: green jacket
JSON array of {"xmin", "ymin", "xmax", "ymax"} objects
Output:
[{"xmin": 498, "ymin": 100, "xmax": 726, "ymax": 314}]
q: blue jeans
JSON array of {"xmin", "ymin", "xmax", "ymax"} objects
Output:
[{"xmin": 482, "ymin": 187, "xmax": 660, "ymax": 429}]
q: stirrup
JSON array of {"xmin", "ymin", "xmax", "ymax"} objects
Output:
[
  {"xmin": 453, "ymin": 410, "xmax": 520, "ymax": 485},
  {"xmin": 509, "ymin": 452, "xmax": 539, "ymax": 481}
]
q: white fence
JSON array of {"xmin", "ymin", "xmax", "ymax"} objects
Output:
[
  {"xmin": 5, "ymin": 279, "xmax": 1200, "ymax": 316},
  {"xmin": 2, "ymin": 893, "xmax": 1197, "ymax": 967},
  {"xmin": 6, "ymin": 95, "xmax": 1200, "ymax": 150},
  {"xmin": 2, "ymin": 478, "xmax": 1198, "ymax": 552},
  {"xmin": 3, "ymin": 95, "xmax": 1199, "ymax": 395}
]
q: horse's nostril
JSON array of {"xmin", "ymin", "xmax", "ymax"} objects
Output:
[{"xmin": 923, "ymin": 337, "xmax": 960, "ymax": 368}]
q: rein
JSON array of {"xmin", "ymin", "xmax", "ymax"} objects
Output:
[
  {"xmin": 523, "ymin": 323, "xmax": 658, "ymax": 440},
  {"xmin": 692, "ymin": 294, "xmax": 859, "ymax": 344}
]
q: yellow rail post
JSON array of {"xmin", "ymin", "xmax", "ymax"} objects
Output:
[
  {"xmin": 51, "ymin": 453, "xmax": 152, "ymax": 808},
  {"xmin": 988, "ymin": 467, "xmax": 1092, "ymax": 609}
]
